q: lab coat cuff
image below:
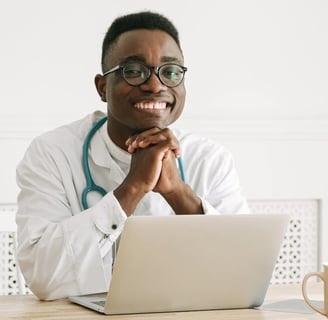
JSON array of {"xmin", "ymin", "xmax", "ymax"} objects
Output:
[
  {"xmin": 93, "ymin": 191, "xmax": 127, "ymax": 235},
  {"xmin": 61, "ymin": 211, "xmax": 108, "ymax": 296},
  {"xmin": 200, "ymin": 197, "xmax": 220, "ymax": 215}
]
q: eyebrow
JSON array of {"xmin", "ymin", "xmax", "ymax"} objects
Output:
[{"xmin": 119, "ymin": 55, "xmax": 183, "ymax": 65}]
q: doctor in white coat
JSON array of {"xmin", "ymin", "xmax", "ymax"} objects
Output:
[{"xmin": 16, "ymin": 11, "xmax": 249, "ymax": 300}]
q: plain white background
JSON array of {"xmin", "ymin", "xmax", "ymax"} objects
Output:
[
  {"xmin": 1, "ymin": 0, "xmax": 327, "ymax": 119},
  {"xmin": 0, "ymin": 0, "xmax": 327, "ymax": 261}
]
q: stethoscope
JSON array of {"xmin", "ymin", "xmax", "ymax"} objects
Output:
[{"xmin": 81, "ymin": 116, "xmax": 186, "ymax": 209}]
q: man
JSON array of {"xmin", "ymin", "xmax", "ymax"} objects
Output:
[{"xmin": 16, "ymin": 11, "xmax": 249, "ymax": 300}]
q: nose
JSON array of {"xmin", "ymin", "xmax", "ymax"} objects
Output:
[{"xmin": 139, "ymin": 70, "xmax": 167, "ymax": 93}]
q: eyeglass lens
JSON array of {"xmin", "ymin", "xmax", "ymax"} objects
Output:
[{"xmin": 123, "ymin": 63, "xmax": 185, "ymax": 87}]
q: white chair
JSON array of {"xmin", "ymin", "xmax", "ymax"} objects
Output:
[
  {"xmin": 0, "ymin": 204, "xmax": 27, "ymax": 295},
  {"xmin": 248, "ymin": 199, "xmax": 320, "ymax": 284}
]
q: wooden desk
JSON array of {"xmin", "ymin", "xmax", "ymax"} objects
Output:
[{"xmin": 0, "ymin": 284, "xmax": 324, "ymax": 320}]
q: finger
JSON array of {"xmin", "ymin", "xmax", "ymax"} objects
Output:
[
  {"xmin": 126, "ymin": 128, "xmax": 181, "ymax": 157},
  {"xmin": 134, "ymin": 134, "xmax": 180, "ymax": 158},
  {"xmin": 149, "ymin": 136, "xmax": 181, "ymax": 159},
  {"xmin": 132, "ymin": 128, "xmax": 176, "ymax": 149},
  {"xmin": 125, "ymin": 127, "xmax": 162, "ymax": 146},
  {"xmin": 138, "ymin": 133, "xmax": 167, "ymax": 148},
  {"xmin": 158, "ymin": 128, "xmax": 181, "ymax": 158}
]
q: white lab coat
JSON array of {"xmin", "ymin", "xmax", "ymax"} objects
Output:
[{"xmin": 16, "ymin": 111, "xmax": 249, "ymax": 300}]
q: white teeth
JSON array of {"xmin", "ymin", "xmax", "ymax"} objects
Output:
[{"xmin": 134, "ymin": 102, "xmax": 167, "ymax": 109}]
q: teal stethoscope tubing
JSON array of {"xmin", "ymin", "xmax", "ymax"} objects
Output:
[{"xmin": 81, "ymin": 116, "xmax": 186, "ymax": 210}]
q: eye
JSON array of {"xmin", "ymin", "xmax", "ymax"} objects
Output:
[
  {"xmin": 161, "ymin": 65, "xmax": 183, "ymax": 80},
  {"xmin": 124, "ymin": 63, "xmax": 148, "ymax": 79}
]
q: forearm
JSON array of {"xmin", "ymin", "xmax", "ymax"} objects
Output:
[
  {"xmin": 162, "ymin": 183, "xmax": 204, "ymax": 215},
  {"xmin": 16, "ymin": 191, "xmax": 125, "ymax": 300},
  {"xmin": 17, "ymin": 212, "xmax": 106, "ymax": 300},
  {"xmin": 113, "ymin": 182, "xmax": 146, "ymax": 216}
]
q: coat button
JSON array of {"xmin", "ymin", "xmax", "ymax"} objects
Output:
[{"xmin": 112, "ymin": 224, "xmax": 117, "ymax": 230}]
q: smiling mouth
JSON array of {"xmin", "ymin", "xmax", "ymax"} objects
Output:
[{"xmin": 134, "ymin": 101, "xmax": 168, "ymax": 110}]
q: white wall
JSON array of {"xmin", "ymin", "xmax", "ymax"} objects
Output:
[
  {"xmin": 1, "ymin": 0, "xmax": 327, "ymax": 119},
  {"xmin": 1, "ymin": 1, "xmax": 327, "ymax": 261}
]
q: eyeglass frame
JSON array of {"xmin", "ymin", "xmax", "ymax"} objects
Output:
[{"xmin": 102, "ymin": 62, "xmax": 188, "ymax": 88}]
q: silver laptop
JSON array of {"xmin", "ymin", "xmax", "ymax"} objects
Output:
[{"xmin": 69, "ymin": 214, "xmax": 289, "ymax": 315}]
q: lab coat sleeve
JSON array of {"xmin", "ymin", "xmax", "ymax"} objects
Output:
[
  {"xmin": 16, "ymin": 139, "xmax": 126, "ymax": 300},
  {"xmin": 200, "ymin": 196, "xmax": 249, "ymax": 215},
  {"xmin": 194, "ymin": 143, "xmax": 250, "ymax": 215}
]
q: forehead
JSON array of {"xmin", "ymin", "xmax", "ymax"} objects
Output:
[{"xmin": 107, "ymin": 29, "xmax": 184, "ymax": 66}]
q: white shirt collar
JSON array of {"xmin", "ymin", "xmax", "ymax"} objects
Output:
[{"xmin": 89, "ymin": 119, "xmax": 131, "ymax": 176}]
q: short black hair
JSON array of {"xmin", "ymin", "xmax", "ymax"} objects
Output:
[{"xmin": 101, "ymin": 11, "xmax": 181, "ymax": 71}]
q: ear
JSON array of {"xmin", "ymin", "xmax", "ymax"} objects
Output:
[{"xmin": 94, "ymin": 74, "xmax": 107, "ymax": 102}]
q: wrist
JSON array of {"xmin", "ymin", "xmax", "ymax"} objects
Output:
[
  {"xmin": 162, "ymin": 183, "xmax": 203, "ymax": 215},
  {"xmin": 114, "ymin": 182, "xmax": 146, "ymax": 216}
]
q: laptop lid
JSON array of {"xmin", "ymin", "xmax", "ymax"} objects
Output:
[{"xmin": 99, "ymin": 213, "xmax": 288, "ymax": 314}]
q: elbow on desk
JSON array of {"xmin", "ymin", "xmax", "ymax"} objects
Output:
[
  {"xmin": 18, "ymin": 259, "xmax": 79, "ymax": 301},
  {"xmin": 17, "ymin": 248, "xmax": 79, "ymax": 300},
  {"xmin": 17, "ymin": 244, "xmax": 107, "ymax": 300}
]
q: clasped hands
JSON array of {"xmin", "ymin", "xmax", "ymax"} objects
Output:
[
  {"xmin": 114, "ymin": 127, "xmax": 202, "ymax": 216},
  {"xmin": 124, "ymin": 127, "xmax": 182, "ymax": 195}
]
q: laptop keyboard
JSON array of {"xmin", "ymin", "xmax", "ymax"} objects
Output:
[{"xmin": 93, "ymin": 300, "xmax": 106, "ymax": 307}]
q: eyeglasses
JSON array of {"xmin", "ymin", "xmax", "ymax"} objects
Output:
[{"xmin": 103, "ymin": 62, "xmax": 188, "ymax": 88}]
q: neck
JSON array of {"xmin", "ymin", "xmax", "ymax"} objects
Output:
[{"xmin": 106, "ymin": 122, "xmax": 138, "ymax": 152}]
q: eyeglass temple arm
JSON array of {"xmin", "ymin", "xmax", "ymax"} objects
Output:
[{"xmin": 103, "ymin": 65, "xmax": 121, "ymax": 76}]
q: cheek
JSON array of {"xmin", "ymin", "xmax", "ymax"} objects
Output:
[
  {"xmin": 106, "ymin": 83, "xmax": 134, "ymax": 121},
  {"xmin": 106, "ymin": 80, "xmax": 130, "ymax": 105},
  {"xmin": 174, "ymin": 85, "xmax": 186, "ymax": 113}
]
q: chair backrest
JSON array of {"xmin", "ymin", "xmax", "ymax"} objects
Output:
[
  {"xmin": 248, "ymin": 199, "xmax": 319, "ymax": 284},
  {"xmin": 0, "ymin": 199, "xmax": 319, "ymax": 294},
  {"xmin": 0, "ymin": 204, "xmax": 28, "ymax": 295},
  {"xmin": 0, "ymin": 208, "xmax": 17, "ymax": 232}
]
